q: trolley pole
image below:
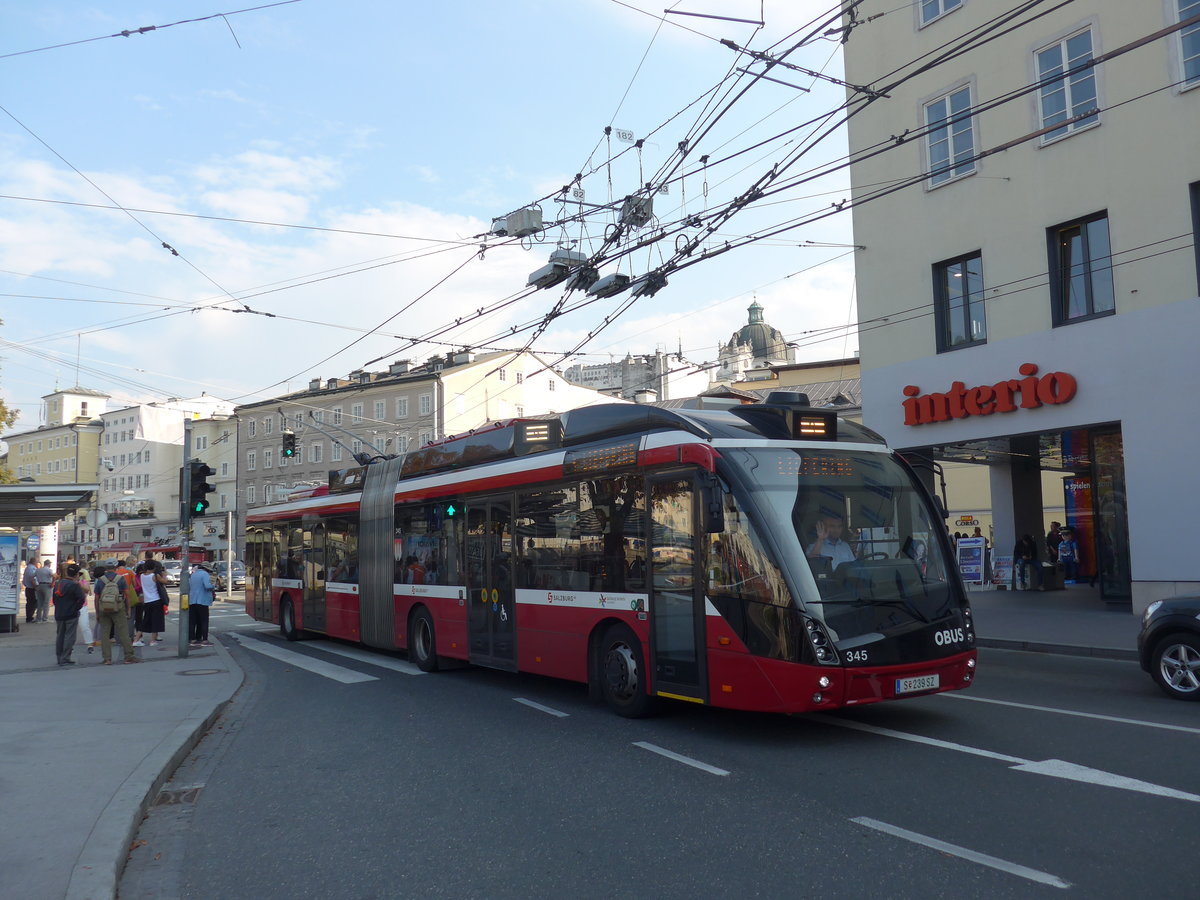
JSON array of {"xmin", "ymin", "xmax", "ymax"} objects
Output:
[{"xmin": 178, "ymin": 419, "xmax": 192, "ymax": 658}]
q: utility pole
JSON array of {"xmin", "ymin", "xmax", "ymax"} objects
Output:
[{"xmin": 178, "ymin": 418, "xmax": 192, "ymax": 658}]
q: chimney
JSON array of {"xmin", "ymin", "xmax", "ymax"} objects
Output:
[
  {"xmin": 633, "ymin": 389, "xmax": 658, "ymax": 404},
  {"xmin": 388, "ymin": 359, "xmax": 411, "ymax": 376},
  {"xmin": 309, "ymin": 378, "xmax": 321, "ymax": 391}
]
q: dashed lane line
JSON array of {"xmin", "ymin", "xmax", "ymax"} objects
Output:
[
  {"xmin": 633, "ymin": 741, "xmax": 730, "ymax": 776},
  {"xmin": 941, "ymin": 692, "xmax": 1200, "ymax": 735},
  {"xmin": 513, "ymin": 697, "xmax": 570, "ymax": 717}
]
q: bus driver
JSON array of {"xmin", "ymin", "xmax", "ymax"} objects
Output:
[{"xmin": 806, "ymin": 511, "xmax": 858, "ymax": 568}]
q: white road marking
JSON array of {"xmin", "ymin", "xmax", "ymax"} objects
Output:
[
  {"xmin": 230, "ymin": 633, "xmax": 378, "ymax": 684},
  {"xmin": 814, "ymin": 714, "xmax": 1200, "ymax": 803},
  {"xmin": 1010, "ymin": 759, "xmax": 1200, "ymax": 802},
  {"xmin": 633, "ymin": 741, "xmax": 730, "ymax": 776},
  {"xmin": 514, "ymin": 697, "xmax": 570, "ymax": 717},
  {"xmin": 305, "ymin": 641, "xmax": 425, "ymax": 675},
  {"xmin": 851, "ymin": 817, "xmax": 1071, "ymax": 890},
  {"xmin": 942, "ymin": 692, "xmax": 1200, "ymax": 736},
  {"xmin": 812, "ymin": 715, "xmax": 1027, "ymax": 764}
]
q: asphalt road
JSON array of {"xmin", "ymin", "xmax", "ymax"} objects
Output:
[{"xmin": 120, "ymin": 603, "xmax": 1200, "ymax": 899}]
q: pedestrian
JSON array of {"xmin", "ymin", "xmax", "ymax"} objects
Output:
[
  {"xmin": 138, "ymin": 558, "xmax": 168, "ymax": 646},
  {"xmin": 52, "ymin": 564, "xmax": 86, "ymax": 666},
  {"xmin": 1013, "ymin": 534, "xmax": 1040, "ymax": 590},
  {"xmin": 1058, "ymin": 527, "xmax": 1079, "ymax": 584},
  {"xmin": 188, "ymin": 562, "xmax": 216, "ymax": 647},
  {"xmin": 117, "ymin": 557, "xmax": 140, "ymax": 646},
  {"xmin": 94, "ymin": 560, "xmax": 140, "ymax": 665},
  {"xmin": 1046, "ymin": 522, "xmax": 1062, "ymax": 566},
  {"xmin": 22, "ymin": 558, "xmax": 39, "ymax": 623},
  {"xmin": 76, "ymin": 564, "xmax": 96, "ymax": 654},
  {"xmin": 34, "ymin": 559, "xmax": 54, "ymax": 622}
]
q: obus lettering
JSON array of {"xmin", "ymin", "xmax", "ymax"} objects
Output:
[
  {"xmin": 902, "ymin": 363, "xmax": 1077, "ymax": 426},
  {"xmin": 934, "ymin": 627, "xmax": 965, "ymax": 646}
]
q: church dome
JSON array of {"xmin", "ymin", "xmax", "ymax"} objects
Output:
[{"xmin": 727, "ymin": 301, "xmax": 790, "ymax": 361}]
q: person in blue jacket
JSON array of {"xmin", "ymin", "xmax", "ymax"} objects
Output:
[{"xmin": 188, "ymin": 562, "xmax": 216, "ymax": 647}]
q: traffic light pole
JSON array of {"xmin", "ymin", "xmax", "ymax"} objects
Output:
[{"xmin": 178, "ymin": 419, "xmax": 192, "ymax": 658}]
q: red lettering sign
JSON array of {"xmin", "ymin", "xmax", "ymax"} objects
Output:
[{"xmin": 903, "ymin": 363, "xmax": 1077, "ymax": 426}]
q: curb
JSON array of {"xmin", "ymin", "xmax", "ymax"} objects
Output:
[
  {"xmin": 976, "ymin": 637, "xmax": 1138, "ymax": 662},
  {"xmin": 64, "ymin": 640, "xmax": 245, "ymax": 900}
]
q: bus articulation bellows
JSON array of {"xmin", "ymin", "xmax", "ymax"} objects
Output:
[{"xmin": 244, "ymin": 394, "xmax": 976, "ymax": 716}]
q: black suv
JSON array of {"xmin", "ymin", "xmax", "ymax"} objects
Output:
[{"xmin": 1138, "ymin": 596, "xmax": 1200, "ymax": 700}]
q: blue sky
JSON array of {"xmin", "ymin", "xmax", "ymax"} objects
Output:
[{"xmin": 0, "ymin": 0, "xmax": 859, "ymax": 427}]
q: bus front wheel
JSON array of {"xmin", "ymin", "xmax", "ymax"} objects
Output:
[
  {"xmin": 598, "ymin": 623, "xmax": 655, "ymax": 718},
  {"xmin": 280, "ymin": 598, "xmax": 300, "ymax": 642},
  {"xmin": 410, "ymin": 607, "xmax": 440, "ymax": 672}
]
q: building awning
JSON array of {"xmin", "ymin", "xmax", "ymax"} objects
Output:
[{"xmin": 0, "ymin": 484, "xmax": 99, "ymax": 528}]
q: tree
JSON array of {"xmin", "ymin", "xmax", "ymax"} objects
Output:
[{"xmin": 0, "ymin": 396, "xmax": 20, "ymax": 484}]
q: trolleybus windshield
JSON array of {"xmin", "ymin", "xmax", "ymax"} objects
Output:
[{"xmin": 723, "ymin": 447, "xmax": 962, "ymax": 645}]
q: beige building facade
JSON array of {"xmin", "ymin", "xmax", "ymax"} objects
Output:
[{"xmin": 842, "ymin": 1, "xmax": 1200, "ymax": 610}]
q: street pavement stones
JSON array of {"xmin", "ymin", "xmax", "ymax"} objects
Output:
[{"xmin": 0, "ymin": 586, "xmax": 1139, "ymax": 898}]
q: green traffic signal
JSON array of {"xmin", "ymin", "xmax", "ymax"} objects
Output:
[
  {"xmin": 188, "ymin": 460, "xmax": 216, "ymax": 516},
  {"xmin": 282, "ymin": 430, "xmax": 296, "ymax": 458}
]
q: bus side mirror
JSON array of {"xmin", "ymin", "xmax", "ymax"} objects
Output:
[{"xmin": 700, "ymin": 473, "xmax": 724, "ymax": 534}]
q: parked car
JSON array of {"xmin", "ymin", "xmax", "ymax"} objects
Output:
[
  {"xmin": 161, "ymin": 560, "xmax": 183, "ymax": 587},
  {"xmin": 1138, "ymin": 595, "xmax": 1200, "ymax": 700},
  {"xmin": 213, "ymin": 560, "xmax": 246, "ymax": 591}
]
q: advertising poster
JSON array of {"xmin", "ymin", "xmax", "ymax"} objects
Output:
[
  {"xmin": 956, "ymin": 536, "xmax": 986, "ymax": 586},
  {"xmin": 0, "ymin": 534, "xmax": 20, "ymax": 615},
  {"xmin": 991, "ymin": 555, "xmax": 1014, "ymax": 587}
]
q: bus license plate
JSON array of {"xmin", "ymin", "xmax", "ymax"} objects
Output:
[{"xmin": 895, "ymin": 674, "xmax": 939, "ymax": 694}]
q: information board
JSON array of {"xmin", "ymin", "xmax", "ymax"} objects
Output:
[{"xmin": 956, "ymin": 536, "xmax": 986, "ymax": 586}]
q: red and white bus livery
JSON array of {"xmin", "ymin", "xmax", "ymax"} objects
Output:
[{"xmin": 244, "ymin": 394, "xmax": 977, "ymax": 716}]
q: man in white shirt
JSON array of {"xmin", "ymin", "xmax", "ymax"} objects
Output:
[{"xmin": 806, "ymin": 513, "xmax": 858, "ymax": 568}]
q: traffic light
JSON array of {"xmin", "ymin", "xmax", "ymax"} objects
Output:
[
  {"xmin": 282, "ymin": 430, "xmax": 296, "ymax": 458},
  {"xmin": 188, "ymin": 460, "xmax": 216, "ymax": 516}
]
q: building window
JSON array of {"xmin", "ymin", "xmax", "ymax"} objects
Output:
[
  {"xmin": 548, "ymin": 379, "xmax": 556, "ymax": 392},
  {"xmin": 398, "ymin": 435, "xmax": 409, "ymax": 454},
  {"xmin": 920, "ymin": 0, "xmax": 961, "ymax": 27},
  {"xmin": 396, "ymin": 397, "xmax": 408, "ymax": 419},
  {"xmin": 144, "ymin": 449, "xmax": 151, "ymax": 463},
  {"xmin": 332, "ymin": 407, "xmax": 343, "ymax": 426},
  {"xmin": 314, "ymin": 410, "xmax": 324, "ymax": 425},
  {"xmin": 351, "ymin": 403, "xmax": 363, "ymax": 425},
  {"xmin": 1048, "ymin": 212, "xmax": 1115, "ymax": 325},
  {"xmin": 1181, "ymin": 1, "xmax": 1200, "ymax": 87},
  {"xmin": 247, "ymin": 451, "xmax": 256, "ymax": 471},
  {"xmin": 248, "ymin": 485, "xmax": 256, "ymax": 504},
  {"xmin": 419, "ymin": 394, "xmax": 432, "ymax": 416},
  {"xmin": 933, "ymin": 252, "xmax": 986, "ymax": 351},
  {"xmin": 264, "ymin": 417, "xmax": 273, "ymax": 435},
  {"xmin": 498, "ymin": 368, "xmax": 507, "ymax": 382},
  {"xmin": 352, "ymin": 439, "xmax": 363, "ymax": 455},
  {"xmin": 221, "ymin": 462, "xmax": 230, "ymax": 476},
  {"xmin": 312, "ymin": 442, "xmax": 323, "ymax": 463},
  {"xmin": 81, "ymin": 402, "xmax": 88, "ymax": 415},
  {"xmin": 925, "ymin": 85, "xmax": 975, "ymax": 187},
  {"xmin": 220, "ymin": 494, "xmax": 228, "ymax": 510},
  {"xmin": 264, "ymin": 449, "xmax": 274, "ymax": 469},
  {"xmin": 248, "ymin": 420, "xmax": 256, "ymax": 437},
  {"xmin": 1036, "ymin": 29, "xmax": 1098, "ymax": 142},
  {"xmin": 374, "ymin": 400, "xmax": 385, "ymax": 422},
  {"xmin": 516, "ymin": 405, "xmax": 525, "ymax": 417},
  {"xmin": 419, "ymin": 429, "xmax": 432, "ymax": 446},
  {"xmin": 332, "ymin": 443, "xmax": 343, "ymax": 462},
  {"xmin": 294, "ymin": 414, "xmax": 303, "ymax": 430},
  {"xmin": 516, "ymin": 372, "xmax": 524, "ymax": 384},
  {"xmin": 1190, "ymin": 181, "xmax": 1200, "ymax": 293}
]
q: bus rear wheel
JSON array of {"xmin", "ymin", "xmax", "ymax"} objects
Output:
[
  {"xmin": 410, "ymin": 607, "xmax": 439, "ymax": 672},
  {"xmin": 598, "ymin": 623, "xmax": 655, "ymax": 718},
  {"xmin": 280, "ymin": 598, "xmax": 300, "ymax": 642}
]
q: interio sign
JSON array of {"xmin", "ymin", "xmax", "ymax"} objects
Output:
[{"xmin": 902, "ymin": 363, "xmax": 1077, "ymax": 426}]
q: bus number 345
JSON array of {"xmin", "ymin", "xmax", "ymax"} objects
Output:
[{"xmin": 845, "ymin": 649, "xmax": 869, "ymax": 663}]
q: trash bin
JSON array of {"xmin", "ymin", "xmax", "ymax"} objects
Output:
[{"xmin": 1040, "ymin": 562, "xmax": 1063, "ymax": 591}]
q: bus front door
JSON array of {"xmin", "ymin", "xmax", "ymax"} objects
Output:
[
  {"xmin": 647, "ymin": 475, "xmax": 706, "ymax": 704},
  {"xmin": 465, "ymin": 497, "xmax": 516, "ymax": 670},
  {"xmin": 304, "ymin": 523, "xmax": 327, "ymax": 632}
]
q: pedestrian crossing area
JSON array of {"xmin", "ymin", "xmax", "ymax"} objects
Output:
[{"xmin": 225, "ymin": 626, "xmax": 426, "ymax": 682}]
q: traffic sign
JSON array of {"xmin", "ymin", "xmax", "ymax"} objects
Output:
[{"xmin": 26, "ymin": 534, "xmax": 41, "ymax": 552}]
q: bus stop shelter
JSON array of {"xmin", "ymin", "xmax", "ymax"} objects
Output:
[{"xmin": 0, "ymin": 483, "xmax": 98, "ymax": 631}]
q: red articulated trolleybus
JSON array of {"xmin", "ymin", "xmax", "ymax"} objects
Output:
[{"xmin": 244, "ymin": 394, "xmax": 977, "ymax": 716}]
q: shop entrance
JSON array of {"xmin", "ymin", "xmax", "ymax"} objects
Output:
[{"xmin": 911, "ymin": 425, "xmax": 1131, "ymax": 602}]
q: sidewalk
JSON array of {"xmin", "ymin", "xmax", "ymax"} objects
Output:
[
  {"xmin": 0, "ymin": 608, "xmax": 243, "ymax": 900},
  {"xmin": 968, "ymin": 581, "xmax": 1141, "ymax": 661},
  {"xmin": 0, "ymin": 587, "xmax": 1141, "ymax": 899}
]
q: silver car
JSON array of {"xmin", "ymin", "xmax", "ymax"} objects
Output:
[{"xmin": 161, "ymin": 560, "xmax": 183, "ymax": 587}]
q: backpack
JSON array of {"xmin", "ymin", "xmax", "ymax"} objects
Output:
[{"xmin": 98, "ymin": 574, "xmax": 124, "ymax": 612}]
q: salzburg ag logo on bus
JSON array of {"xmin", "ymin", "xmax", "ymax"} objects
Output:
[{"xmin": 902, "ymin": 363, "xmax": 1077, "ymax": 427}]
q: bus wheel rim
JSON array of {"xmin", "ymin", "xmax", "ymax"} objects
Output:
[{"xmin": 604, "ymin": 642, "xmax": 638, "ymax": 701}]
